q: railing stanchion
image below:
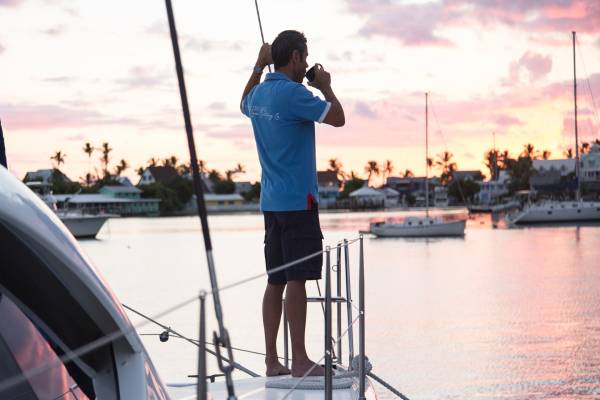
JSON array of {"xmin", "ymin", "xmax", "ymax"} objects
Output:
[
  {"xmin": 283, "ymin": 300, "xmax": 289, "ymax": 369},
  {"xmin": 196, "ymin": 292, "xmax": 207, "ymax": 400},
  {"xmin": 358, "ymin": 235, "xmax": 366, "ymax": 400},
  {"xmin": 336, "ymin": 243, "xmax": 342, "ymax": 364},
  {"xmin": 325, "ymin": 246, "xmax": 333, "ymax": 400},
  {"xmin": 343, "ymin": 239, "xmax": 354, "ymax": 366}
]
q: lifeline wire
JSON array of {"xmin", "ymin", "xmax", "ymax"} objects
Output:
[{"xmin": 0, "ymin": 237, "xmax": 362, "ymax": 395}]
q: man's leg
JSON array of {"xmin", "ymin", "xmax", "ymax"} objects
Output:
[
  {"xmin": 286, "ymin": 280, "xmax": 325, "ymax": 377},
  {"xmin": 262, "ymin": 282, "xmax": 291, "ymax": 376}
]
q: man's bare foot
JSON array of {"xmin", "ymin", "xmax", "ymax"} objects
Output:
[
  {"xmin": 266, "ymin": 360, "xmax": 291, "ymax": 377},
  {"xmin": 291, "ymin": 359, "xmax": 325, "ymax": 377}
]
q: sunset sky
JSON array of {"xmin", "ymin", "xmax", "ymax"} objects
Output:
[{"xmin": 1, "ymin": 0, "xmax": 599, "ymax": 184}]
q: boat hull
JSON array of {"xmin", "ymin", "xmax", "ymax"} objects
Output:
[
  {"xmin": 509, "ymin": 201, "xmax": 600, "ymax": 224},
  {"xmin": 370, "ymin": 219, "xmax": 465, "ymax": 237},
  {"xmin": 60, "ymin": 215, "xmax": 109, "ymax": 238}
]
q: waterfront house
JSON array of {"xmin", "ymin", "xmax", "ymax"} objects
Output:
[
  {"xmin": 378, "ymin": 187, "xmax": 401, "ymax": 208},
  {"xmin": 530, "ymin": 159, "xmax": 576, "ymax": 193},
  {"xmin": 581, "ymin": 143, "xmax": 600, "ymax": 189},
  {"xmin": 234, "ymin": 181, "xmax": 253, "ymax": 194},
  {"xmin": 54, "ymin": 185, "xmax": 160, "ymax": 216},
  {"xmin": 386, "ymin": 176, "xmax": 440, "ymax": 205},
  {"xmin": 317, "ymin": 171, "xmax": 341, "ymax": 208},
  {"xmin": 348, "ymin": 185, "xmax": 385, "ymax": 209},
  {"xmin": 138, "ymin": 166, "xmax": 179, "ymax": 186},
  {"xmin": 476, "ymin": 170, "xmax": 511, "ymax": 205},
  {"xmin": 453, "ymin": 170, "xmax": 485, "ymax": 182},
  {"xmin": 23, "ymin": 168, "xmax": 72, "ymax": 185},
  {"xmin": 183, "ymin": 193, "xmax": 259, "ymax": 213}
]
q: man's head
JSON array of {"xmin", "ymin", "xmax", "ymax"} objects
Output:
[{"xmin": 272, "ymin": 30, "xmax": 309, "ymax": 83}]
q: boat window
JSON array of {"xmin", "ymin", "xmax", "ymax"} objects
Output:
[
  {"xmin": 0, "ymin": 293, "xmax": 91, "ymax": 400},
  {"xmin": 577, "ymin": 209, "xmax": 581, "ymax": 213},
  {"xmin": 547, "ymin": 211, "xmax": 552, "ymax": 215},
  {"xmin": 430, "ymin": 221, "xmax": 434, "ymax": 224},
  {"xmin": 418, "ymin": 221, "xmax": 422, "ymax": 225}
]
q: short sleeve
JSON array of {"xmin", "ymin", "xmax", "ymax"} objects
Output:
[
  {"xmin": 288, "ymin": 85, "xmax": 331, "ymax": 123},
  {"xmin": 241, "ymin": 87, "xmax": 256, "ymax": 118}
]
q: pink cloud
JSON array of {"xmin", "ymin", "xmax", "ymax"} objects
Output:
[
  {"xmin": 0, "ymin": 0, "xmax": 23, "ymax": 6},
  {"xmin": 494, "ymin": 115, "xmax": 525, "ymax": 127},
  {"xmin": 344, "ymin": 0, "xmax": 600, "ymax": 43},
  {"xmin": 0, "ymin": 43, "xmax": 5, "ymax": 54},
  {"xmin": 503, "ymin": 51, "xmax": 553, "ymax": 86},
  {"xmin": 561, "ymin": 116, "xmax": 599, "ymax": 141},
  {"xmin": 345, "ymin": 0, "xmax": 453, "ymax": 46},
  {"xmin": 0, "ymin": 103, "xmax": 139, "ymax": 131}
]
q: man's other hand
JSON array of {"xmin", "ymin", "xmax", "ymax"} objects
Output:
[{"xmin": 257, "ymin": 43, "xmax": 273, "ymax": 69}]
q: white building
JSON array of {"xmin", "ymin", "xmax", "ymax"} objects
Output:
[
  {"xmin": 477, "ymin": 170, "xmax": 511, "ymax": 205},
  {"xmin": 378, "ymin": 187, "xmax": 400, "ymax": 208},
  {"xmin": 581, "ymin": 142, "xmax": 600, "ymax": 183}
]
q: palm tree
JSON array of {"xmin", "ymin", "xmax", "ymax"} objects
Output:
[
  {"xmin": 114, "ymin": 159, "xmax": 129, "ymax": 176},
  {"xmin": 327, "ymin": 158, "xmax": 345, "ymax": 180},
  {"xmin": 83, "ymin": 142, "xmax": 94, "ymax": 174},
  {"xmin": 163, "ymin": 155, "xmax": 179, "ymax": 168},
  {"xmin": 521, "ymin": 143, "xmax": 537, "ymax": 159},
  {"xmin": 402, "ymin": 169, "xmax": 414, "ymax": 178},
  {"xmin": 498, "ymin": 150, "xmax": 511, "ymax": 170},
  {"xmin": 435, "ymin": 151, "xmax": 457, "ymax": 185},
  {"xmin": 50, "ymin": 150, "xmax": 66, "ymax": 168},
  {"xmin": 225, "ymin": 163, "xmax": 246, "ymax": 181},
  {"xmin": 148, "ymin": 157, "xmax": 159, "ymax": 167},
  {"xmin": 80, "ymin": 172, "xmax": 94, "ymax": 187},
  {"xmin": 580, "ymin": 142, "xmax": 590, "ymax": 155},
  {"xmin": 484, "ymin": 149, "xmax": 499, "ymax": 180},
  {"xmin": 563, "ymin": 148, "xmax": 574, "ymax": 159},
  {"xmin": 100, "ymin": 142, "xmax": 112, "ymax": 177},
  {"xmin": 382, "ymin": 160, "xmax": 394, "ymax": 184},
  {"xmin": 364, "ymin": 161, "xmax": 380, "ymax": 186},
  {"xmin": 137, "ymin": 166, "xmax": 145, "ymax": 176},
  {"xmin": 541, "ymin": 150, "xmax": 551, "ymax": 160}
]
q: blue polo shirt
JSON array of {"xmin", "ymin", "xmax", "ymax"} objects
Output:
[{"xmin": 242, "ymin": 72, "xmax": 331, "ymax": 211}]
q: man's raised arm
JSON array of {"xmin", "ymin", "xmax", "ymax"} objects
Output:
[{"xmin": 240, "ymin": 43, "xmax": 272, "ymax": 114}]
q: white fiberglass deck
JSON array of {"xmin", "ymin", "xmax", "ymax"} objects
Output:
[{"xmin": 167, "ymin": 375, "xmax": 377, "ymax": 400}]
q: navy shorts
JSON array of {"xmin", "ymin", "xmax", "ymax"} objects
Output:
[{"xmin": 263, "ymin": 208, "xmax": 324, "ymax": 284}]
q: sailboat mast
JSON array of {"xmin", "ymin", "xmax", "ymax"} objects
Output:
[
  {"xmin": 573, "ymin": 31, "xmax": 581, "ymax": 201},
  {"xmin": 425, "ymin": 92, "xmax": 429, "ymax": 217}
]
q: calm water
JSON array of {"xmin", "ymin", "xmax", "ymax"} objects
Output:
[{"xmin": 80, "ymin": 211, "xmax": 600, "ymax": 400}]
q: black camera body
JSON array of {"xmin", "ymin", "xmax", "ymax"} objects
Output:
[{"xmin": 305, "ymin": 63, "xmax": 322, "ymax": 83}]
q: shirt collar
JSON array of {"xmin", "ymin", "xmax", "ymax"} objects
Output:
[{"xmin": 265, "ymin": 72, "xmax": 291, "ymax": 81}]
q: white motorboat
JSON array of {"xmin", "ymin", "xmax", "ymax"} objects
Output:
[
  {"xmin": 59, "ymin": 212, "xmax": 111, "ymax": 239},
  {"xmin": 370, "ymin": 217, "xmax": 465, "ymax": 237},
  {"xmin": 508, "ymin": 32, "xmax": 600, "ymax": 226},
  {"xmin": 26, "ymin": 181, "xmax": 111, "ymax": 239},
  {"xmin": 368, "ymin": 93, "xmax": 466, "ymax": 237}
]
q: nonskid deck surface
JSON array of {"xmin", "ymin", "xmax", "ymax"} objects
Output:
[{"xmin": 167, "ymin": 375, "xmax": 377, "ymax": 400}]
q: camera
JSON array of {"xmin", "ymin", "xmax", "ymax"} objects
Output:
[{"xmin": 305, "ymin": 63, "xmax": 323, "ymax": 83}]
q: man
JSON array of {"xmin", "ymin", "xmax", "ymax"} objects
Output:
[{"xmin": 240, "ymin": 30, "xmax": 344, "ymax": 377}]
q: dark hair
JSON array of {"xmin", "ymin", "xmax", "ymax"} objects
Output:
[{"xmin": 271, "ymin": 30, "xmax": 307, "ymax": 69}]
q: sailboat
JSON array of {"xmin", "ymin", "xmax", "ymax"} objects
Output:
[
  {"xmin": 369, "ymin": 93, "xmax": 466, "ymax": 237},
  {"xmin": 508, "ymin": 32, "xmax": 600, "ymax": 225}
]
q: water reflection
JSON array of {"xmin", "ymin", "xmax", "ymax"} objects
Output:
[{"xmin": 82, "ymin": 211, "xmax": 600, "ymax": 399}]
